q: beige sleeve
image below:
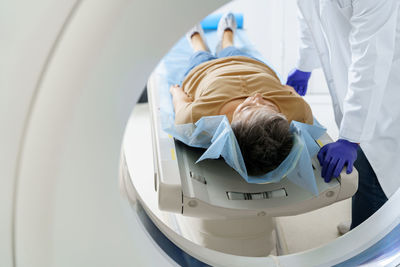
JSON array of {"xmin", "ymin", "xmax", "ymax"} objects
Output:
[
  {"xmin": 174, "ymin": 103, "xmax": 193, "ymax": 124},
  {"xmin": 303, "ymin": 102, "xmax": 314, "ymax": 125}
]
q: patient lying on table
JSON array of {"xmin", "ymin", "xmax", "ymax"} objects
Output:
[{"xmin": 170, "ymin": 13, "xmax": 313, "ymax": 176}]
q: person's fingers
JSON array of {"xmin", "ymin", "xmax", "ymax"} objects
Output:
[
  {"xmin": 286, "ymin": 76, "xmax": 294, "ymax": 85},
  {"xmin": 302, "ymin": 85, "xmax": 308, "ymax": 95},
  {"xmin": 346, "ymin": 160, "xmax": 354, "ymax": 174},
  {"xmin": 333, "ymin": 159, "xmax": 346, "ymax": 178},
  {"xmin": 321, "ymin": 155, "xmax": 332, "ymax": 179},
  {"xmin": 298, "ymin": 85, "xmax": 305, "ymax": 95},
  {"xmin": 317, "ymin": 145, "xmax": 328, "ymax": 166},
  {"xmin": 324, "ymin": 157, "xmax": 339, "ymax": 182}
]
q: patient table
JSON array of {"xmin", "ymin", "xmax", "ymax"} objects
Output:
[{"xmin": 121, "ymin": 22, "xmax": 358, "ymax": 257}]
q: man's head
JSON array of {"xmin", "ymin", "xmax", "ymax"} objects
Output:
[{"xmin": 231, "ymin": 94, "xmax": 293, "ymax": 176}]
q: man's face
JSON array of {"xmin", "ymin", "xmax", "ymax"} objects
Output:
[{"xmin": 232, "ymin": 93, "xmax": 279, "ymax": 122}]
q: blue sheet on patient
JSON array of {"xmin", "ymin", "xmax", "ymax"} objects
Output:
[{"xmin": 155, "ymin": 22, "xmax": 326, "ymax": 196}]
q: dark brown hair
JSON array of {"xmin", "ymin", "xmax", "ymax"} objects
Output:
[{"xmin": 231, "ymin": 111, "xmax": 293, "ymax": 176}]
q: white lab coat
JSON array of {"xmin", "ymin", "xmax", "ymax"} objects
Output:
[{"xmin": 296, "ymin": 0, "xmax": 400, "ymax": 197}]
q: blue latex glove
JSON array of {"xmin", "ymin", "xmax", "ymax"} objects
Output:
[
  {"xmin": 286, "ymin": 69, "xmax": 311, "ymax": 96},
  {"xmin": 317, "ymin": 139, "xmax": 359, "ymax": 182}
]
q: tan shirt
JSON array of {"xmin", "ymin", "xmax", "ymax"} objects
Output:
[{"xmin": 175, "ymin": 56, "xmax": 313, "ymax": 125}]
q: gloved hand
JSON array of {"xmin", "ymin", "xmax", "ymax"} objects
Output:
[
  {"xmin": 286, "ymin": 69, "xmax": 311, "ymax": 96},
  {"xmin": 317, "ymin": 139, "xmax": 359, "ymax": 182}
]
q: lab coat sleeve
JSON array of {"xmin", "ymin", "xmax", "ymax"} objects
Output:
[
  {"xmin": 339, "ymin": 0, "xmax": 398, "ymax": 142},
  {"xmin": 296, "ymin": 0, "xmax": 321, "ymax": 72}
]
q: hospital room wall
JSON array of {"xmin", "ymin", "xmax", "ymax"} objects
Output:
[{"xmin": 217, "ymin": 0, "xmax": 338, "ymax": 138}]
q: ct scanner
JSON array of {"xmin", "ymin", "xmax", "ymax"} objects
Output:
[{"xmin": 2, "ymin": 0, "xmax": 400, "ymax": 266}]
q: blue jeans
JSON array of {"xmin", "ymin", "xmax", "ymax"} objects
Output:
[
  {"xmin": 350, "ymin": 148, "xmax": 388, "ymax": 229},
  {"xmin": 180, "ymin": 46, "xmax": 256, "ymax": 84}
]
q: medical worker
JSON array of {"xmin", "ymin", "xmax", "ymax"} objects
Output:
[{"xmin": 287, "ymin": 0, "xmax": 400, "ymax": 230}]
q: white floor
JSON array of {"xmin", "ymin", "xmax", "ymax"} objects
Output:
[{"xmin": 214, "ymin": 0, "xmax": 349, "ymax": 254}]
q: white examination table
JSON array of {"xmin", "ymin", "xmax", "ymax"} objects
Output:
[{"xmin": 120, "ymin": 73, "xmax": 357, "ymax": 257}]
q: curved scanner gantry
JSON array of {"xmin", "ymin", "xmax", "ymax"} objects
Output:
[{"xmin": 3, "ymin": 0, "xmax": 400, "ymax": 266}]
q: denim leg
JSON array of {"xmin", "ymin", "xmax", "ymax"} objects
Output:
[
  {"xmin": 350, "ymin": 147, "xmax": 388, "ymax": 229},
  {"xmin": 217, "ymin": 46, "xmax": 254, "ymax": 58},
  {"xmin": 180, "ymin": 51, "xmax": 216, "ymax": 85}
]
